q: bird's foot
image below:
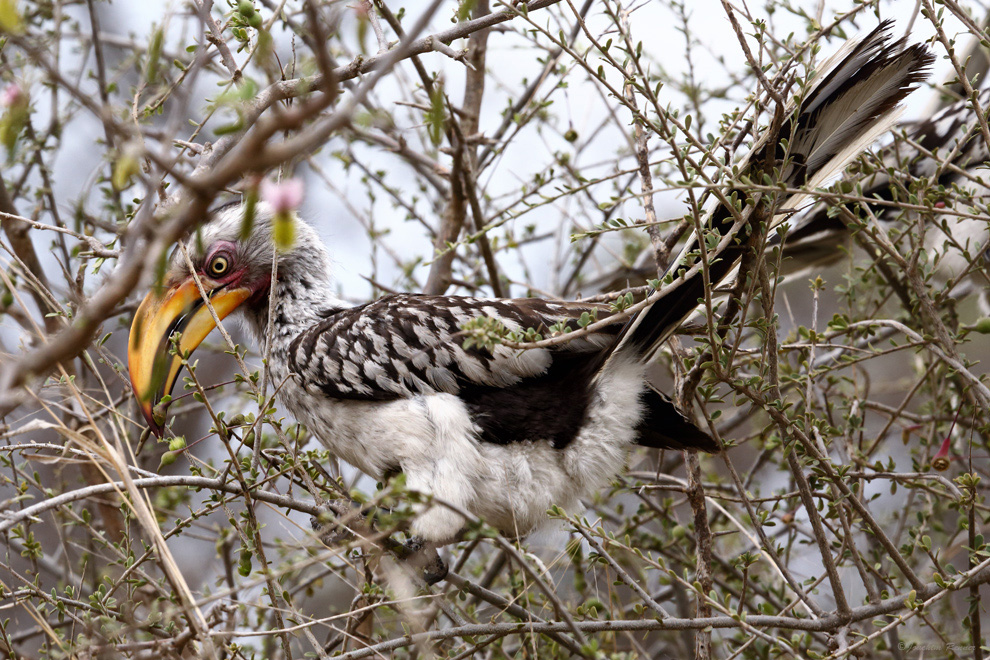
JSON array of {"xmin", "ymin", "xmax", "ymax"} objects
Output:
[
  {"xmin": 309, "ymin": 500, "xmax": 354, "ymax": 546},
  {"xmin": 310, "ymin": 503, "xmax": 448, "ymax": 585},
  {"xmin": 395, "ymin": 536, "xmax": 448, "ymax": 585}
]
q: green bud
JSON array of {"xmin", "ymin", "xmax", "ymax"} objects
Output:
[
  {"xmin": 238, "ymin": 548, "xmax": 253, "ymax": 577},
  {"xmin": 152, "ymin": 402, "xmax": 168, "ymax": 427},
  {"xmin": 0, "ymin": 0, "xmax": 24, "ymax": 34},
  {"xmin": 112, "ymin": 141, "xmax": 144, "ymax": 190},
  {"xmin": 273, "ymin": 212, "xmax": 296, "ymax": 251},
  {"xmin": 159, "ymin": 451, "xmax": 177, "ymax": 469}
]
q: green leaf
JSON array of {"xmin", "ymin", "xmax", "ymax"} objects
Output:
[
  {"xmin": 145, "ymin": 26, "xmax": 164, "ymax": 82},
  {"xmin": 112, "ymin": 151, "xmax": 141, "ymax": 191},
  {"xmin": 241, "ymin": 187, "xmax": 258, "ymax": 240},
  {"xmin": 0, "ymin": 103, "xmax": 28, "ymax": 159},
  {"xmin": 426, "ymin": 83, "xmax": 446, "ymax": 147},
  {"xmin": 457, "ymin": 0, "xmax": 477, "ymax": 21}
]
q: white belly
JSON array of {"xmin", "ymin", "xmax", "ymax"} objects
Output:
[{"xmin": 277, "ymin": 356, "xmax": 647, "ymax": 542}]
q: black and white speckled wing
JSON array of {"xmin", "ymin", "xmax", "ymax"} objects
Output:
[
  {"xmin": 286, "ymin": 293, "xmax": 620, "ymax": 401},
  {"xmin": 285, "ymin": 293, "xmax": 717, "ymax": 451}
]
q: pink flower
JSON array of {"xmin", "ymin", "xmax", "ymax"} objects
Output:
[
  {"xmin": 0, "ymin": 83, "xmax": 24, "ymax": 108},
  {"xmin": 260, "ymin": 177, "xmax": 304, "ymax": 214},
  {"xmin": 932, "ymin": 436, "xmax": 951, "ymax": 472}
]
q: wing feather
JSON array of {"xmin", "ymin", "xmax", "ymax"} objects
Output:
[{"xmin": 287, "ymin": 293, "xmax": 619, "ymax": 401}]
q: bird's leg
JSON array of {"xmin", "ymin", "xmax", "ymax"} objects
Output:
[{"xmin": 310, "ymin": 501, "xmax": 448, "ymax": 585}]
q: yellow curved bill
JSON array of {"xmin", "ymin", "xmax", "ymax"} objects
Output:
[{"xmin": 128, "ymin": 278, "xmax": 251, "ymax": 435}]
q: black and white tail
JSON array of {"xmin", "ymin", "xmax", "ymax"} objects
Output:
[
  {"xmin": 612, "ymin": 21, "xmax": 933, "ymax": 364},
  {"xmin": 780, "ymin": 87, "xmax": 990, "ymax": 276}
]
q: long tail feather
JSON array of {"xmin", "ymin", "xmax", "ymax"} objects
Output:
[
  {"xmin": 612, "ymin": 20, "xmax": 933, "ymax": 363},
  {"xmin": 778, "ymin": 86, "xmax": 990, "ymax": 274}
]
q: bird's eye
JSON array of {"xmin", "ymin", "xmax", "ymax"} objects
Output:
[{"xmin": 208, "ymin": 254, "xmax": 230, "ymax": 277}]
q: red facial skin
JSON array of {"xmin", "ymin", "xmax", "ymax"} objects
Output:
[{"xmin": 201, "ymin": 240, "xmax": 269, "ymax": 302}]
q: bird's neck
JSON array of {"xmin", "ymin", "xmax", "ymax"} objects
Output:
[{"xmin": 242, "ymin": 244, "xmax": 346, "ymax": 358}]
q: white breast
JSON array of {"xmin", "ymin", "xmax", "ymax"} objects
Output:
[{"xmin": 275, "ymin": 356, "xmax": 648, "ymax": 542}]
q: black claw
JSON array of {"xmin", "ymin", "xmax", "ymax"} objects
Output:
[
  {"xmin": 422, "ymin": 554, "xmax": 448, "ymax": 585},
  {"xmin": 309, "ymin": 503, "xmax": 333, "ymax": 530},
  {"xmin": 399, "ymin": 535, "xmax": 448, "ymax": 585}
]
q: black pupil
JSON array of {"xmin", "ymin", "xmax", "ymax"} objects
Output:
[{"xmin": 213, "ymin": 258, "xmax": 226, "ymax": 274}]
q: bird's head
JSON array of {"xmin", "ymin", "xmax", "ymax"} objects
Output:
[{"xmin": 128, "ymin": 201, "xmax": 302, "ymax": 436}]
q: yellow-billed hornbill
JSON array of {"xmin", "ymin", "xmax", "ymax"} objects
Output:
[{"xmin": 129, "ymin": 22, "xmax": 931, "ymax": 580}]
